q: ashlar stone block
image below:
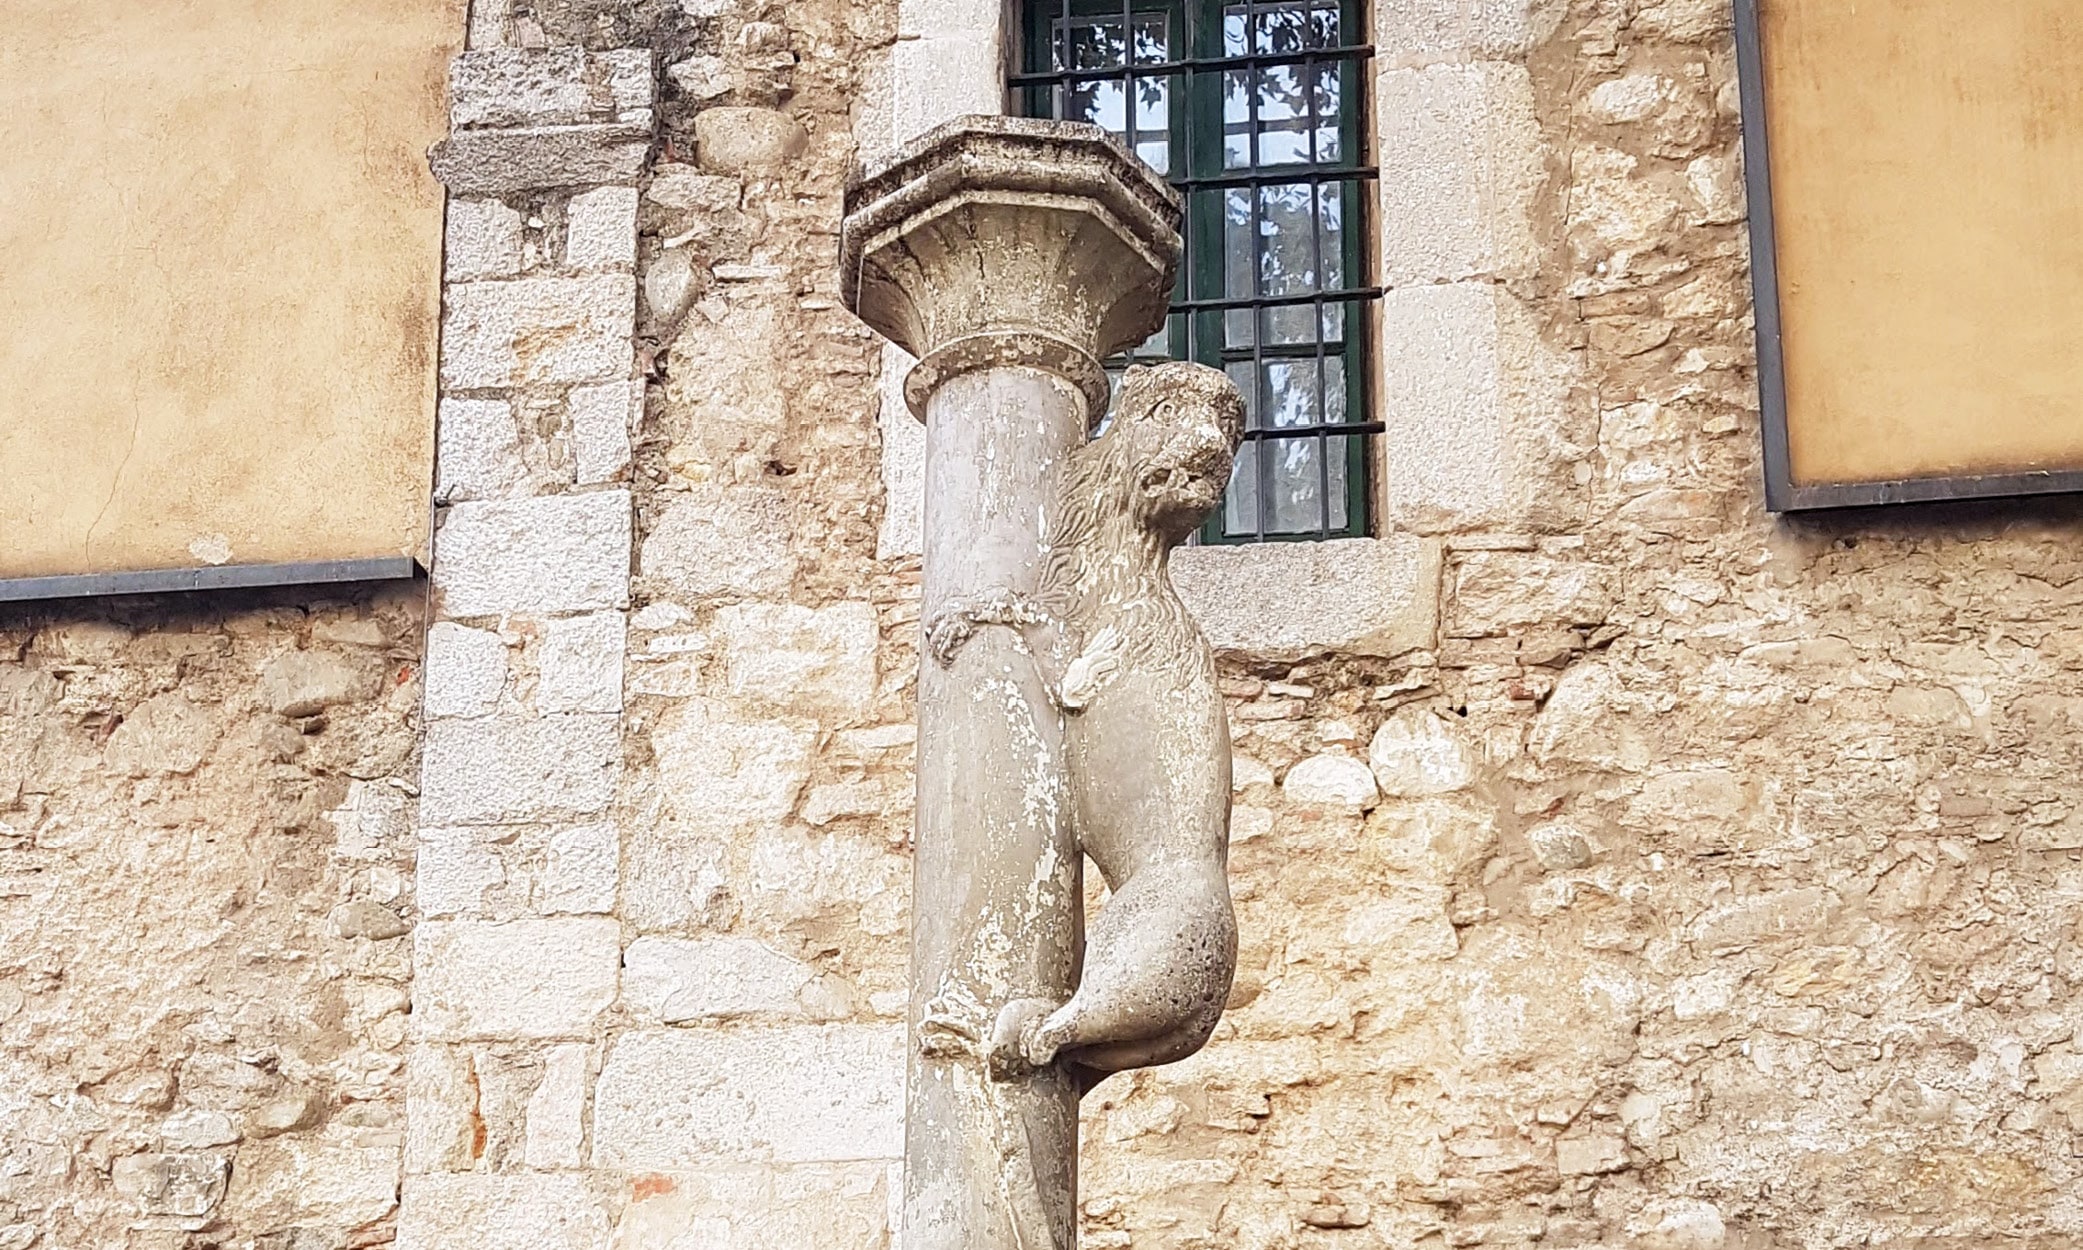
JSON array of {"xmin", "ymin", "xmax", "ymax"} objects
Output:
[
  {"xmin": 418, "ymin": 713, "xmax": 620, "ymax": 826},
  {"xmin": 622, "ymin": 936, "xmax": 815, "ymax": 1023},
  {"xmin": 397, "ymin": 1173, "xmax": 609, "ymax": 1250},
  {"xmin": 423, "ymin": 622, "xmax": 508, "ymax": 719},
  {"xmin": 568, "ymin": 380, "xmax": 638, "ymax": 484},
  {"xmin": 412, "ymin": 918, "xmax": 621, "ymax": 1041},
  {"xmin": 441, "ymin": 274, "xmax": 636, "ymax": 390},
  {"xmin": 435, "ymin": 398, "xmax": 523, "ymax": 504},
  {"xmin": 565, "ymin": 185, "xmax": 639, "ymax": 271},
  {"xmin": 433, "ymin": 491, "xmax": 631, "ymax": 617},
  {"xmin": 591, "ymin": 1025, "xmax": 904, "ymax": 1168},
  {"xmin": 445, "ymin": 199, "xmax": 524, "ymax": 282},
  {"xmin": 1170, "ymin": 536, "xmax": 1441, "ymax": 659},
  {"xmin": 1378, "ymin": 63, "xmax": 1544, "ymax": 285},
  {"xmin": 538, "ymin": 611, "xmax": 626, "ymax": 714}
]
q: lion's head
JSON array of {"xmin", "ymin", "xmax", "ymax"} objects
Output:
[{"xmin": 1105, "ymin": 362, "xmax": 1247, "ymax": 542}]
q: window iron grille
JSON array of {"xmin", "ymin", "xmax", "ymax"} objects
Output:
[{"xmin": 1013, "ymin": 0, "xmax": 1378, "ymax": 543}]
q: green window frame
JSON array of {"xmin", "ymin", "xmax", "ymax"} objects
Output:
[{"xmin": 1011, "ymin": 0, "xmax": 1380, "ymax": 542}]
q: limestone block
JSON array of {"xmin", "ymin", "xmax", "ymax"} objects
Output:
[
  {"xmin": 1378, "ymin": 63, "xmax": 1543, "ymax": 284},
  {"xmin": 396, "ymin": 1173, "xmax": 610, "ymax": 1250},
  {"xmin": 888, "ymin": 32, "xmax": 1003, "ymax": 149},
  {"xmin": 1379, "ymin": 283, "xmax": 1580, "ymax": 534},
  {"xmin": 715, "ymin": 601, "xmax": 879, "ymax": 717},
  {"xmin": 436, "ymin": 398, "xmax": 524, "ymax": 503},
  {"xmin": 1374, "ymin": 0, "xmax": 1564, "ymax": 64},
  {"xmin": 433, "ymin": 491, "xmax": 631, "ymax": 617},
  {"xmin": 1170, "ymin": 536, "xmax": 1440, "ymax": 659},
  {"xmin": 623, "ymin": 936, "xmax": 815, "ymax": 1023},
  {"xmin": 445, "ymin": 199, "xmax": 524, "ymax": 281},
  {"xmin": 1632, "ymin": 0, "xmax": 1730, "ymax": 43},
  {"xmin": 104, "ymin": 693, "xmax": 219, "ymax": 777},
  {"xmin": 525, "ymin": 1044, "xmax": 591, "ymax": 1169},
  {"xmin": 412, "ymin": 919, "xmax": 620, "ymax": 1041},
  {"xmin": 450, "ymin": 48, "xmax": 653, "ymax": 130},
  {"xmin": 110, "ymin": 1151, "xmax": 229, "ymax": 1219},
  {"xmin": 442, "ymin": 275, "xmax": 636, "ymax": 389},
  {"xmin": 159, "ymin": 1110, "xmax": 237, "ymax": 1150},
  {"xmin": 609, "ymin": 1164, "xmax": 892, "ymax": 1250},
  {"xmin": 591, "ymin": 1025, "xmax": 904, "ymax": 1168},
  {"xmin": 222, "ymin": 1133, "xmax": 399, "ymax": 1232},
  {"xmin": 419, "ymin": 714, "xmax": 620, "ymax": 826},
  {"xmin": 621, "ymin": 813, "xmax": 734, "ymax": 932},
  {"xmin": 800, "ymin": 780, "xmax": 898, "ymax": 826},
  {"xmin": 565, "ymin": 185, "xmax": 639, "ymax": 271},
  {"xmin": 569, "ymin": 380, "xmax": 638, "ymax": 485},
  {"xmin": 415, "ymin": 828, "xmax": 505, "ymax": 916},
  {"xmin": 1555, "ymin": 1133, "xmax": 1629, "ymax": 1175},
  {"xmin": 1449, "ymin": 551, "xmax": 1613, "ymax": 635},
  {"xmin": 650, "ymin": 699, "xmax": 815, "ymax": 833},
  {"xmin": 1282, "ymin": 754, "xmax": 1380, "ymax": 810},
  {"xmin": 259, "ymin": 649, "xmax": 380, "ymax": 717},
  {"xmin": 431, "ymin": 126, "xmax": 652, "ymax": 195},
  {"xmin": 424, "ymin": 622, "xmax": 508, "ymax": 719},
  {"xmin": 695, "ymin": 106, "xmax": 808, "ymax": 174},
  {"xmin": 539, "ymin": 612, "xmax": 626, "ymax": 714},
  {"xmin": 1369, "ymin": 709, "xmax": 1478, "ymax": 797},
  {"xmin": 404, "ymin": 1046, "xmax": 476, "ymax": 1174},
  {"xmin": 640, "ymin": 486, "xmax": 798, "ymax": 601},
  {"xmin": 543, "ymin": 821, "xmax": 620, "ymax": 915}
]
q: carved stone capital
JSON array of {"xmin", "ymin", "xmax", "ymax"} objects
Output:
[{"xmin": 840, "ymin": 115, "xmax": 1182, "ymax": 421}]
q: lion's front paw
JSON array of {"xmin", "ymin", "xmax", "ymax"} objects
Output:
[{"xmin": 987, "ymin": 997, "xmax": 1058, "ymax": 1079}]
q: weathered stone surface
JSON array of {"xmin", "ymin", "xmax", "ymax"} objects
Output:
[
  {"xmin": 260, "ymin": 648, "xmax": 380, "ymax": 718},
  {"xmin": 1369, "ymin": 708, "xmax": 1478, "ymax": 798},
  {"xmin": 222, "ymin": 1133, "xmax": 399, "ymax": 1232},
  {"xmin": 543, "ymin": 820, "xmax": 620, "ymax": 915},
  {"xmin": 714, "ymin": 601, "xmax": 878, "ymax": 717},
  {"xmin": 623, "ymin": 935, "xmax": 815, "ymax": 1022},
  {"xmin": 419, "ymin": 713, "xmax": 620, "ymax": 825},
  {"xmin": 104, "ymin": 692, "xmax": 219, "ymax": 776},
  {"xmin": 1376, "ymin": 0, "xmax": 1566, "ymax": 62},
  {"xmin": 695, "ymin": 106, "xmax": 809, "ymax": 174},
  {"xmin": 1171, "ymin": 537, "xmax": 1441, "ymax": 658},
  {"xmin": 640, "ymin": 486, "xmax": 798, "ymax": 601},
  {"xmin": 397, "ymin": 1173, "xmax": 610, "ymax": 1250},
  {"xmin": 442, "ymin": 275, "xmax": 636, "ymax": 389},
  {"xmin": 424, "ymin": 621, "xmax": 508, "ymax": 718},
  {"xmin": 609, "ymin": 1164, "xmax": 894, "ymax": 1250},
  {"xmin": 650, "ymin": 699, "xmax": 814, "ymax": 832},
  {"xmin": 539, "ymin": 611, "xmax": 626, "ymax": 714},
  {"xmin": 430, "ymin": 125, "xmax": 652, "ymax": 195},
  {"xmin": 446, "ymin": 198, "xmax": 525, "ymax": 282},
  {"xmin": 436, "ymin": 397, "xmax": 524, "ymax": 502},
  {"xmin": 1378, "ymin": 282, "xmax": 1581, "ymax": 534},
  {"xmin": 451, "ymin": 48, "xmax": 653, "ymax": 130},
  {"xmin": 1378, "ymin": 63, "xmax": 1543, "ymax": 284},
  {"xmin": 433, "ymin": 491, "xmax": 632, "ymax": 617},
  {"xmin": 1282, "ymin": 753, "xmax": 1380, "ymax": 810},
  {"xmin": 525, "ymin": 1044, "xmax": 591, "ymax": 1169},
  {"xmin": 566, "ymin": 184, "xmax": 640, "ymax": 271},
  {"xmin": 592, "ymin": 1026, "xmax": 904, "ymax": 1167},
  {"xmin": 569, "ymin": 380, "xmax": 638, "ymax": 484},
  {"xmin": 413, "ymin": 919, "xmax": 621, "ymax": 1041}
]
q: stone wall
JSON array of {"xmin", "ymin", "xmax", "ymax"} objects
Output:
[
  {"xmin": 14, "ymin": 0, "xmax": 2083, "ymax": 1248},
  {"xmin": 0, "ymin": 588, "xmax": 426, "ymax": 1248}
]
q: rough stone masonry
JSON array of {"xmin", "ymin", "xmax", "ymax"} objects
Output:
[{"xmin": 8, "ymin": 0, "xmax": 2083, "ymax": 1247}]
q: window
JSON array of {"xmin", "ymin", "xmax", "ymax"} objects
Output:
[{"xmin": 1013, "ymin": 0, "xmax": 1379, "ymax": 542}]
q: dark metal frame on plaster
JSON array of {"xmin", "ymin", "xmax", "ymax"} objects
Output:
[
  {"xmin": 0, "ymin": 557, "xmax": 420, "ymax": 605},
  {"xmin": 1735, "ymin": 0, "xmax": 2083, "ymax": 513}
]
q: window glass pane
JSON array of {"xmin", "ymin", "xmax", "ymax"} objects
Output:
[
  {"xmin": 1221, "ymin": 355, "xmax": 1348, "ymax": 536},
  {"xmin": 1052, "ymin": 12, "xmax": 1173, "ymax": 174}
]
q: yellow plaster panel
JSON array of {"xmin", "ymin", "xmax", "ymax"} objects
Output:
[
  {"xmin": 0, "ymin": 0, "xmax": 464, "ymax": 581},
  {"xmin": 1763, "ymin": 0, "xmax": 2083, "ymax": 487}
]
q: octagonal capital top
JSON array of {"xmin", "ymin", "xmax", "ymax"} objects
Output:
[{"xmin": 841, "ymin": 116, "xmax": 1182, "ymax": 417}]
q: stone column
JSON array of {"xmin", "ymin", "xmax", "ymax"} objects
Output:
[{"xmin": 841, "ymin": 117, "xmax": 1180, "ymax": 1250}]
